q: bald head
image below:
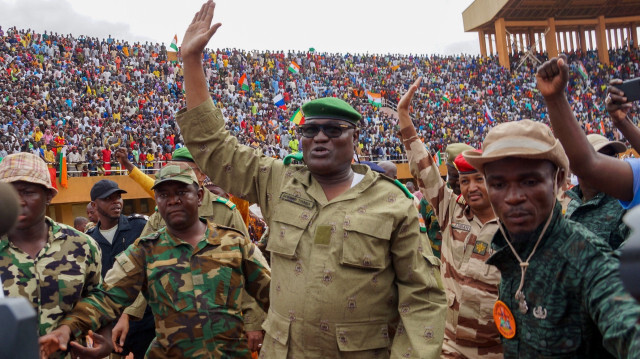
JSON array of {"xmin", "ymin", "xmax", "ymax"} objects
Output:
[{"xmin": 378, "ymin": 161, "xmax": 397, "ymax": 179}]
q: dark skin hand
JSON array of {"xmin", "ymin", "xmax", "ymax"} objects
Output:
[
  {"xmin": 114, "ymin": 147, "xmax": 134, "ymax": 173},
  {"xmin": 537, "ymin": 55, "xmax": 634, "ymax": 202},
  {"xmin": 606, "ymin": 80, "xmax": 640, "ymax": 152}
]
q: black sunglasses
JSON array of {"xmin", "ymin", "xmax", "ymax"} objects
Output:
[{"xmin": 298, "ymin": 123, "xmax": 355, "ymax": 138}]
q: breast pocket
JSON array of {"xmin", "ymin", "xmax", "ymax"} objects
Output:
[
  {"xmin": 522, "ymin": 300, "xmax": 582, "ymax": 357},
  {"xmin": 204, "ymin": 251, "xmax": 243, "ymax": 307},
  {"xmin": 267, "ymin": 204, "xmax": 312, "ymax": 259},
  {"xmin": 148, "ymin": 259, "xmax": 193, "ymax": 312},
  {"xmin": 341, "ymin": 215, "xmax": 392, "ymax": 270}
]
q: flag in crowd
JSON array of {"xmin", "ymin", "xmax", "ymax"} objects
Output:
[
  {"xmin": 239, "ymin": 73, "xmax": 250, "ymax": 91},
  {"xmin": 367, "ymin": 91, "xmax": 382, "ymax": 107},
  {"xmin": 288, "ymin": 61, "xmax": 300, "ymax": 74},
  {"xmin": 433, "ymin": 150, "xmax": 443, "ymax": 166},
  {"xmin": 58, "ymin": 151, "xmax": 68, "ymax": 189},
  {"xmin": 273, "ymin": 94, "xmax": 286, "ymax": 109},
  {"xmin": 289, "ymin": 109, "xmax": 305, "ymax": 125},
  {"xmin": 169, "ymin": 35, "xmax": 179, "ymax": 52},
  {"xmin": 576, "ymin": 61, "xmax": 589, "ymax": 81},
  {"xmin": 484, "ymin": 104, "xmax": 494, "ymax": 123},
  {"xmin": 442, "ymin": 94, "xmax": 450, "ymax": 103}
]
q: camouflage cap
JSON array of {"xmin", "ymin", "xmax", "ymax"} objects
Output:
[
  {"xmin": 151, "ymin": 163, "xmax": 199, "ymax": 190},
  {"xmin": 171, "ymin": 147, "xmax": 194, "ymax": 162},
  {"xmin": 445, "ymin": 143, "xmax": 474, "ymax": 166},
  {"xmin": 0, "ymin": 152, "xmax": 58, "ymax": 195},
  {"xmin": 302, "ymin": 97, "xmax": 362, "ymax": 125}
]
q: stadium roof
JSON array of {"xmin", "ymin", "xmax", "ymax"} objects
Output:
[{"xmin": 463, "ymin": 0, "xmax": 640, "ymax": 32}]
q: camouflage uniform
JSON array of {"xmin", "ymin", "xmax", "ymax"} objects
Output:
[
  {"xmin": 564, "ymin": 185, "xmax": 629, "ymax": 250},
  {"xmin": 403, "ymin": 128, "xmax": 502, "ymax": 358},
  {"xmin": 487, "ymin": 204, "xmax": 640, "ymax": 358},
  {"xmin": 0, "ymin": 217, "xmax": 102, "ymax": 359},
  {"xmin": 177, "ymin": 99, "xmax": 446, "ymax": 359},
  {"xmin": 419, "ymin": 198, "xmax": 442, "ymax": 259},
  {"xmin": 59, "ymin": 220, "xmax": 271, "ymax": 359},
  {"xmin": 134, "ymin": 187, "xmax": 267, "ymax": 332}
]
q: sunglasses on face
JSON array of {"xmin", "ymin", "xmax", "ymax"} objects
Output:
[{"xmin": 298, "ymin": 123, "xmax": 355, "ymax": 138}]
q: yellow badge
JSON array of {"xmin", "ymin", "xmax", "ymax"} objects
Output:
[
  {"xmin": 473, "ymin": 241, "xmax": 488, "ymax": 255},
  {"xmin": 493, "ymin": 300, "xmax": 516, "ymax": 339}
]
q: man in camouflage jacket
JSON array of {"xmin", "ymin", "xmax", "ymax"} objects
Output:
[{"xmin": 40, "ymin": 163, "xmax": 271, "ymax": 358}]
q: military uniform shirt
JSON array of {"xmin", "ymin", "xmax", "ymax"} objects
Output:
[
  {"xmin": 565, "ymin": 185, "xmax": 629, "ymax": 250},
  {"xmin": 60, "ymin": 220, "xmax": 271, "ymax": 359},
  {"xmin": 487, "ymin": 204, "xmax": 640, "ymax": 359},
  {"xmin": 177, "ymin": 99, "xmax": 446, "ymax": 359},
  {"xmin": 0, "ymin": 218, "xmax": 102, "ymax": 359}
]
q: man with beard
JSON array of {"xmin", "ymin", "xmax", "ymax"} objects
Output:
[
  {"xmin": 462, "ymin": 117, "xmax": 640, "ymax": 355},
  {"xmin": 399, "ymin": 79, "xmax": 502, "ymax": 358},
  {"xmin": 87, "ymin": 179, "xmax": 154, "ymax": 358},
  {"xmin": 40, "ymin": 163, "xmax": 271, "ymax": 358}
]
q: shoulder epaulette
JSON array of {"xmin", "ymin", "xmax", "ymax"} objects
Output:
[
  {"xmin": 456, "ymin": 194, "xmax": 467, "ymax": 205},
  {"xmin": 283, "ymin": 152, "xmax": 303, "ymax": 165},
  {"xmin": 138, "ymin": 231, "xmax": 161, "ymax": 242},
  {"xmin": 214, "ymin": 224, "xmax": 245, "ymax": 236},
  {"xmin": 214, "ymin": 196, "xmax": 236, "ymax": 210},
  {"xmin": 378, "ymin": 175, "xmax": 414, "ymax": 199}
]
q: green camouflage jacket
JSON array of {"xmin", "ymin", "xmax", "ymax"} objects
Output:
[
  {"xmin": 0, "ymin": 217, "xmax": 102, "ymax": 359},
  {"xmin": 565, "ymin": 185, "xmax": 629, "ymax": 250},
  {"xmin": 419, "ymin": 198, "xmax": 442, "ymax": 259},
  {"xmin": 487, "ymin": 204, "xmax": 640, "ymax": 358},
  {"xmin": 60, "ymin": 219, "xmax": 271, "ymax": 358}
]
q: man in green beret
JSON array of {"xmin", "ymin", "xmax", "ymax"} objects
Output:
[
  {"xmin": 40, "ymin": 163, "xmax": 271, "ymax": 358},
  {"xmin": 172, "ymin": 2, "xmax": 446, "ymax": 358}
]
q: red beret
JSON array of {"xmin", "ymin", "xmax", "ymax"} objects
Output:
[{"xmin": 454, "ymin": 151, "xmax": 480, "ymax": 174}]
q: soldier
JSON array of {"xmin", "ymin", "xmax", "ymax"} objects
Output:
[
  {"xmin": 175, "ymin": 2, "xmax": 446, "ymax": 357},
  {"xmin": 112, "ymin": 146, "xmax": 267, "ymax": 353},
  {"xmin": 463, "ymin": 118, "xmax": 640, "ymax": 358},
  {"xmin": 39, "ymin": 163, "xmax": 271, "ymax": 358},
  {"xmin": 399, "ymin": 79, "xmax": 502, "ymax": 358},
  {"xmin": 87, "ymin": 180, "xmax": 154, "ymax": 358},
  {"xmin": 564, "ymin": 134, "xmax": 629, "ymax": 249},
  {"xmin": 0, "ymin": 153, "xmax": 111, "ymax": 359}
]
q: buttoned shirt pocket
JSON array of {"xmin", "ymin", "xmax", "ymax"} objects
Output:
[
  {"xmin": 206, "ymin": 251, "xmax": 243, "ymax": 308},
  {"xmin": 148, "ymin": 260, "xmax": 194, "ymax": 312},
  {"xmin": 261, "ymin": 309, "xmax": 291, "ymax": 358},
  {"xmin": 341, "ymin": 215, "xmax": 392, "ymax": 270},
  {"xmin": 335, "ymin": 321, "xmax": 390, "ymax": 358},
  {"xmin": 522, "ymin": 305, "xmax": 582, "ymax": 357},
  {"xmin": 267, "ymin": 207, "xmax": 311, "ymax": 259}
]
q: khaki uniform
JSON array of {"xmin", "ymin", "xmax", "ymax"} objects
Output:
[
  {"xmin": 177, "ymin": 99, "xmax": 446, "ymax": 359},
  {"xmin": 402, "ymin": 128, "xmax": 502, "ymax": 359}
]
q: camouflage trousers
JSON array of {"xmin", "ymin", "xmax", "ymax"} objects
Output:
[{"xmin": 441, "ymin": 337, "xmax": 503, "ymax": 359}]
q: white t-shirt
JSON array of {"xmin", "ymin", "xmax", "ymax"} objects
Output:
[{"xmin": 99, "ymin": 225, "xmax": 118, "ymax": 244}]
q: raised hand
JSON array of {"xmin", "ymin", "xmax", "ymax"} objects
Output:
[
  {"xmin": 397, "ymin": 77, "xmax": 422, "ymax": 129},
  {"xmin": 606, "ymin": 79, "xmax": 634, "ymax": 127},
  {"xmin": 536, "ymin": 55, "xmax": 569, "ymax": 99},
  {"xmin": 181, "ymin": 0, "xmax": 222, "ymax": 59}
]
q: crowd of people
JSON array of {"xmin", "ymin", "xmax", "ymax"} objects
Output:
[{"xmin": 1, "ymin": 25, "xmax": 640, "ymax": 175}]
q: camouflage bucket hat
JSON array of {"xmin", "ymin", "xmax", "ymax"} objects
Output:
[
  {"xmin": 0, "ymin": 152, "xmax": 58, "ymax": 195},
  {"xmin": 151, "ymin": 163, "xmax": 199, "ymax": 190}
]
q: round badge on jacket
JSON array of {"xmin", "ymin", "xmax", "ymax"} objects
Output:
[{"xmin": 493, "ymin": 300, "xmax": 516, "ymax": 339}]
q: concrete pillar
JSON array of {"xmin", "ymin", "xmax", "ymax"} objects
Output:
[
  {"xmin": 495, "ymin": 18, "xmax": 510, "ymax": 70},
  {"xmin": 479, "ymin": 31, "xmax": 488, "ymax": 58},
  {"xmin": 54, "ymin": 203, "xmax": 74, "ymax": 226},
  {"xmin": 579, "ymin": 27, "xmax": 587, "ymax": 53},
  {"xmin": 596, "ymin": 15, "xmax": 610, "ymax": 65},
  {"xmin": 546, "ymin": 18, "xmax": 559, "ymax": 58},
  {"xmin": 632, "ymin": 24, "xmax": 638, "ymax": 49},
  {"xmin": 528, "ymin": 29, "xmax": 536, "ymax": 51}
]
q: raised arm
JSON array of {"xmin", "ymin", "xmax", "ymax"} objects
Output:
[
  {"xmin": 607, "ymin": 79, "xmax": 640, "ymax": 152},
  {"xmin": 181, "ymin": 0, "xmax": 221, "ymax": 110},
  {"xmin": 538, "ymin": 56, "xmax": 634, "ymax": 201}
]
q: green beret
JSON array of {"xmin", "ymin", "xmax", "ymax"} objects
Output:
[
  {"xmin": 302, "ymin": 97, "xmax": 362, "ymax": 125},
  {"xmin": 445, "ymin": 143, "xmax": 474, "ymax": 166},
  {"xmin": 172, "ymin": 147, "xmax": 194, "ymax": 162}
]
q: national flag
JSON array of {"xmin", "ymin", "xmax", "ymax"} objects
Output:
[
  {"xmin": 367, "ymin": 91, "xmax": 382, "ymax": 107},
  {"xmin": 442, "ymin": 94, "xmax": 450, "ymax": 103},
  {"xmin": 48, "ymin": 167, "xmax": 58, "ymax": 191},
  {"xmin": 59, "ymin": 151, "xmax": 68, "ymax": 188},
  {"xmin": 169, "ymin": 34, "xmax": 179, "ymax": 52},
  {"xmin": 576, "ymin": 62, "xmax": 588, "ymax": 81},
  {"xmin": 289, "ymin": 108, "xmax": 305, "ymax": 125},
  {"xmin": 433, "ymin": 150, "xmax": 443, "ymax": 166},
  {"xmin": 288, "ymin": 61, "xmax": 300, "ymax": 74},
  {"xmin": 239, "ymin": 73, "xmax": 250, "ymax": 91},
  {"xmin": 273, "ymin": 94, "xmax": 286, "ymax": 109},
  {"xmin": 599, "ymin": 121, "xmax": 605, "ymax": 135},
  {"xmin": 309, "ymin": 47, "xmax": 315, "ymax": 53},
  {"xmin": 483, "ymin": 104, "xmax": 494, "ymax": 123}
]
